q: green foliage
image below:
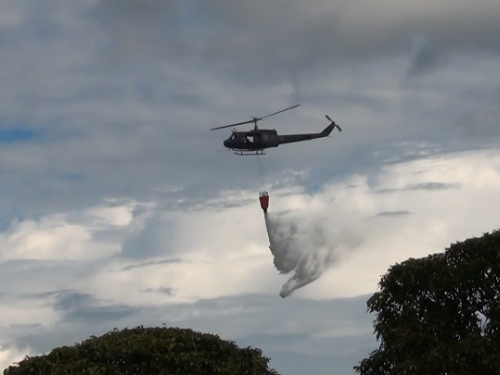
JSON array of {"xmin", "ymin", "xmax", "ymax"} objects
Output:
[
  {"xmin": 4, "ymin": 326, "xmax": 280, "ymax": 375},
  {"xmin": 354, "ymin": 230, "xmax": 500, "ymax": 374}
]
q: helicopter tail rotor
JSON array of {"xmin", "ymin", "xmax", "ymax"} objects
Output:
[{"xmin": 325, "ymin": 115, "xmax": 342, "ymax": 132}]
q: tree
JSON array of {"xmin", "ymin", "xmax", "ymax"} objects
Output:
[
  {"xmin": 4, "ymin": 326, "xmax": 280, "ymax": 375},
  {"xmin": 354, "ymin": 230, "xmax": 500, "ymax": 374}
]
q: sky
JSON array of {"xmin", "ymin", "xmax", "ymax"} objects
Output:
[{"xmin": 1, "ymin": 1, "xmax": 500, "ymax": 374}]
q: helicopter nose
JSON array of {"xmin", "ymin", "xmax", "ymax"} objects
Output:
[{"xmin": 223, "ymin": 139, "xmax": 230, "ymax": 148}]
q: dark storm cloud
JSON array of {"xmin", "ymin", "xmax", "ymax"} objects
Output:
[
  {"xmin": 93, "ymin": 0, "xmax": 500, "ymax": 83},
  {"xmin": 53, "ymin": 291, "xmax": 138, "ymax": 323},
  {"xmin": 408, "ymin": 41, "xmax": 448, "ymax": 76},
  {"xmin": 92, "ymin": 0, "xmax": 185, "ymax": 63}
]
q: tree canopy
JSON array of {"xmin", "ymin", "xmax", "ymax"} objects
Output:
[
  {"xmin": 354, "ymin": 229, "xmax": 500, "ymax": 374},
  {"xmin": 4, "ymin": 326, "xmax": 280, "ymax": 375}
]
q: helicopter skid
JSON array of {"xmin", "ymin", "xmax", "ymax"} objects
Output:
[{"xmin": 234, "ymin": 150, "xmax": 266, "ymax": 156}]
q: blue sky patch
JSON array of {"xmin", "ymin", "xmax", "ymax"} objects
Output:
[{"xmin": 0, "ymin": 128, "xmax": 37, "ymax": 143}]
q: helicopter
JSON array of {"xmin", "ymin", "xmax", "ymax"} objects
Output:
[{"xmin": 210, "ymin": 104, "xmax": 341, "ymax": 155}]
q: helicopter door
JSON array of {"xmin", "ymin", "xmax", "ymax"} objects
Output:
[{"xmin": 253, "ymin": 133, "xmax": 262, "ymax": 146}]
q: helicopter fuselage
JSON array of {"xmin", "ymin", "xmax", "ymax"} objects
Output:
[
  {"xmin": 223, "ymin": 129, "xmax": 280, "ymax": 151},
  {"xmin": 222, "ymin": 122, "xmax": 338, "ymax": 153}
]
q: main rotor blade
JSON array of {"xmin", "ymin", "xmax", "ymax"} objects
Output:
[
  {"xmin": 260, "ymin": 104, "xmax": 300, "ymax": 120},
  {"xmin": 210, "ymin": 104, "xmax": 299, "ymax": 131},
  {"xmin": 210, "ymin": 119, "xmax": 256, "ymax": 130}
]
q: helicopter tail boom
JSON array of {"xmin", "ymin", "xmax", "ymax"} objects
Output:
[
  {"xmin": 278, "ymin": 131, "xmax": 327, "ymax": 144},
  {"xmin": 320, "ymin": 123, "xmax": 336, "ymax": 137},
  {"xmin": 277, "ymin": 117, "xmax": 340, "ymax": 145}
]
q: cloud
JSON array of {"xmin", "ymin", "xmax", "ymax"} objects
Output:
[
  {"xmin": 0, "ymin": 1, "xmax": 499, "ymax": 223},
  {"xmin": 0, "ymin": 199, "xmax": 140, "ymax": 262},
  {"xmin": 142, "ymin": 286, "xmax": 174, "ymax": 296},
  {"xmin": 92, "ymin": 0, "xmax": 500, "ymax": 83},
  {"xmin": 1, "ymin": 3, "xmax": 500, "ymax": 373},
  {"xmin": 407, "ymin": 40, "xmax": 448, "ymax": 76},
  {"xmin": 0, "ymin": 148, "xmax": 500, "ymax": 373},
  {"xmin": 121, "ymin": 258, "xmax": 185, "ymax": 271},
  {"xmin": 1, "ymin": 148, "xmax": 500, "ymax": 306},
  {"xmin": 52, "ymin": 291, "xmax": 139, "ymax": 324},
  {"xmin": 373, "ymin": 210, "xmax": 413, "ymax": 218},
  {"xmin": 0, "ymin": 295, "xmax": 58, "ymax": 328},
  {"xmin": 4, "ymin": 147, "xmax": 500, "ymax": 304},
  {"xmin": 456, "ymin": 108, "xmax": 500, "ymax": 139},
  {"xmin": 376, "ymin": 182, "xmax": 461, "ymax": 194},
  {"xmin": 0, "ymin": 344, "xmax": 32, "ymax": 373}
]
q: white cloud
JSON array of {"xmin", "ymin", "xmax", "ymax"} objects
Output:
[
  {"xmin": 0, "ymin": 2, "xmax": 499, "ymax": 373},
  {"xmin": 2, "ymin": 221, "xmax": 94, "ymax": 261},
  {"xmin": 2, "ymin": 148, "xmax": 500, "ymax": 307},
  {"xmin": 0, "ymin": 148, "xmax": 499, "ymax": 374},
  {"xmin": 0, "ymin": 297, "xmax": 58, "ymax": 328},
  {"xmin": 84, "ymin": 203, "xmax": 135, "ymax": 227},
  {"xmin": 299, "ymin": 149, "xmax": 500, "ymax": 298},
  {"xmin": 0, "ymin": 344, "xmax": 31, "ymax": 373},
  {"xmin": 0, "ymin": 200, "xmax": 140, "ymax": 262}
]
